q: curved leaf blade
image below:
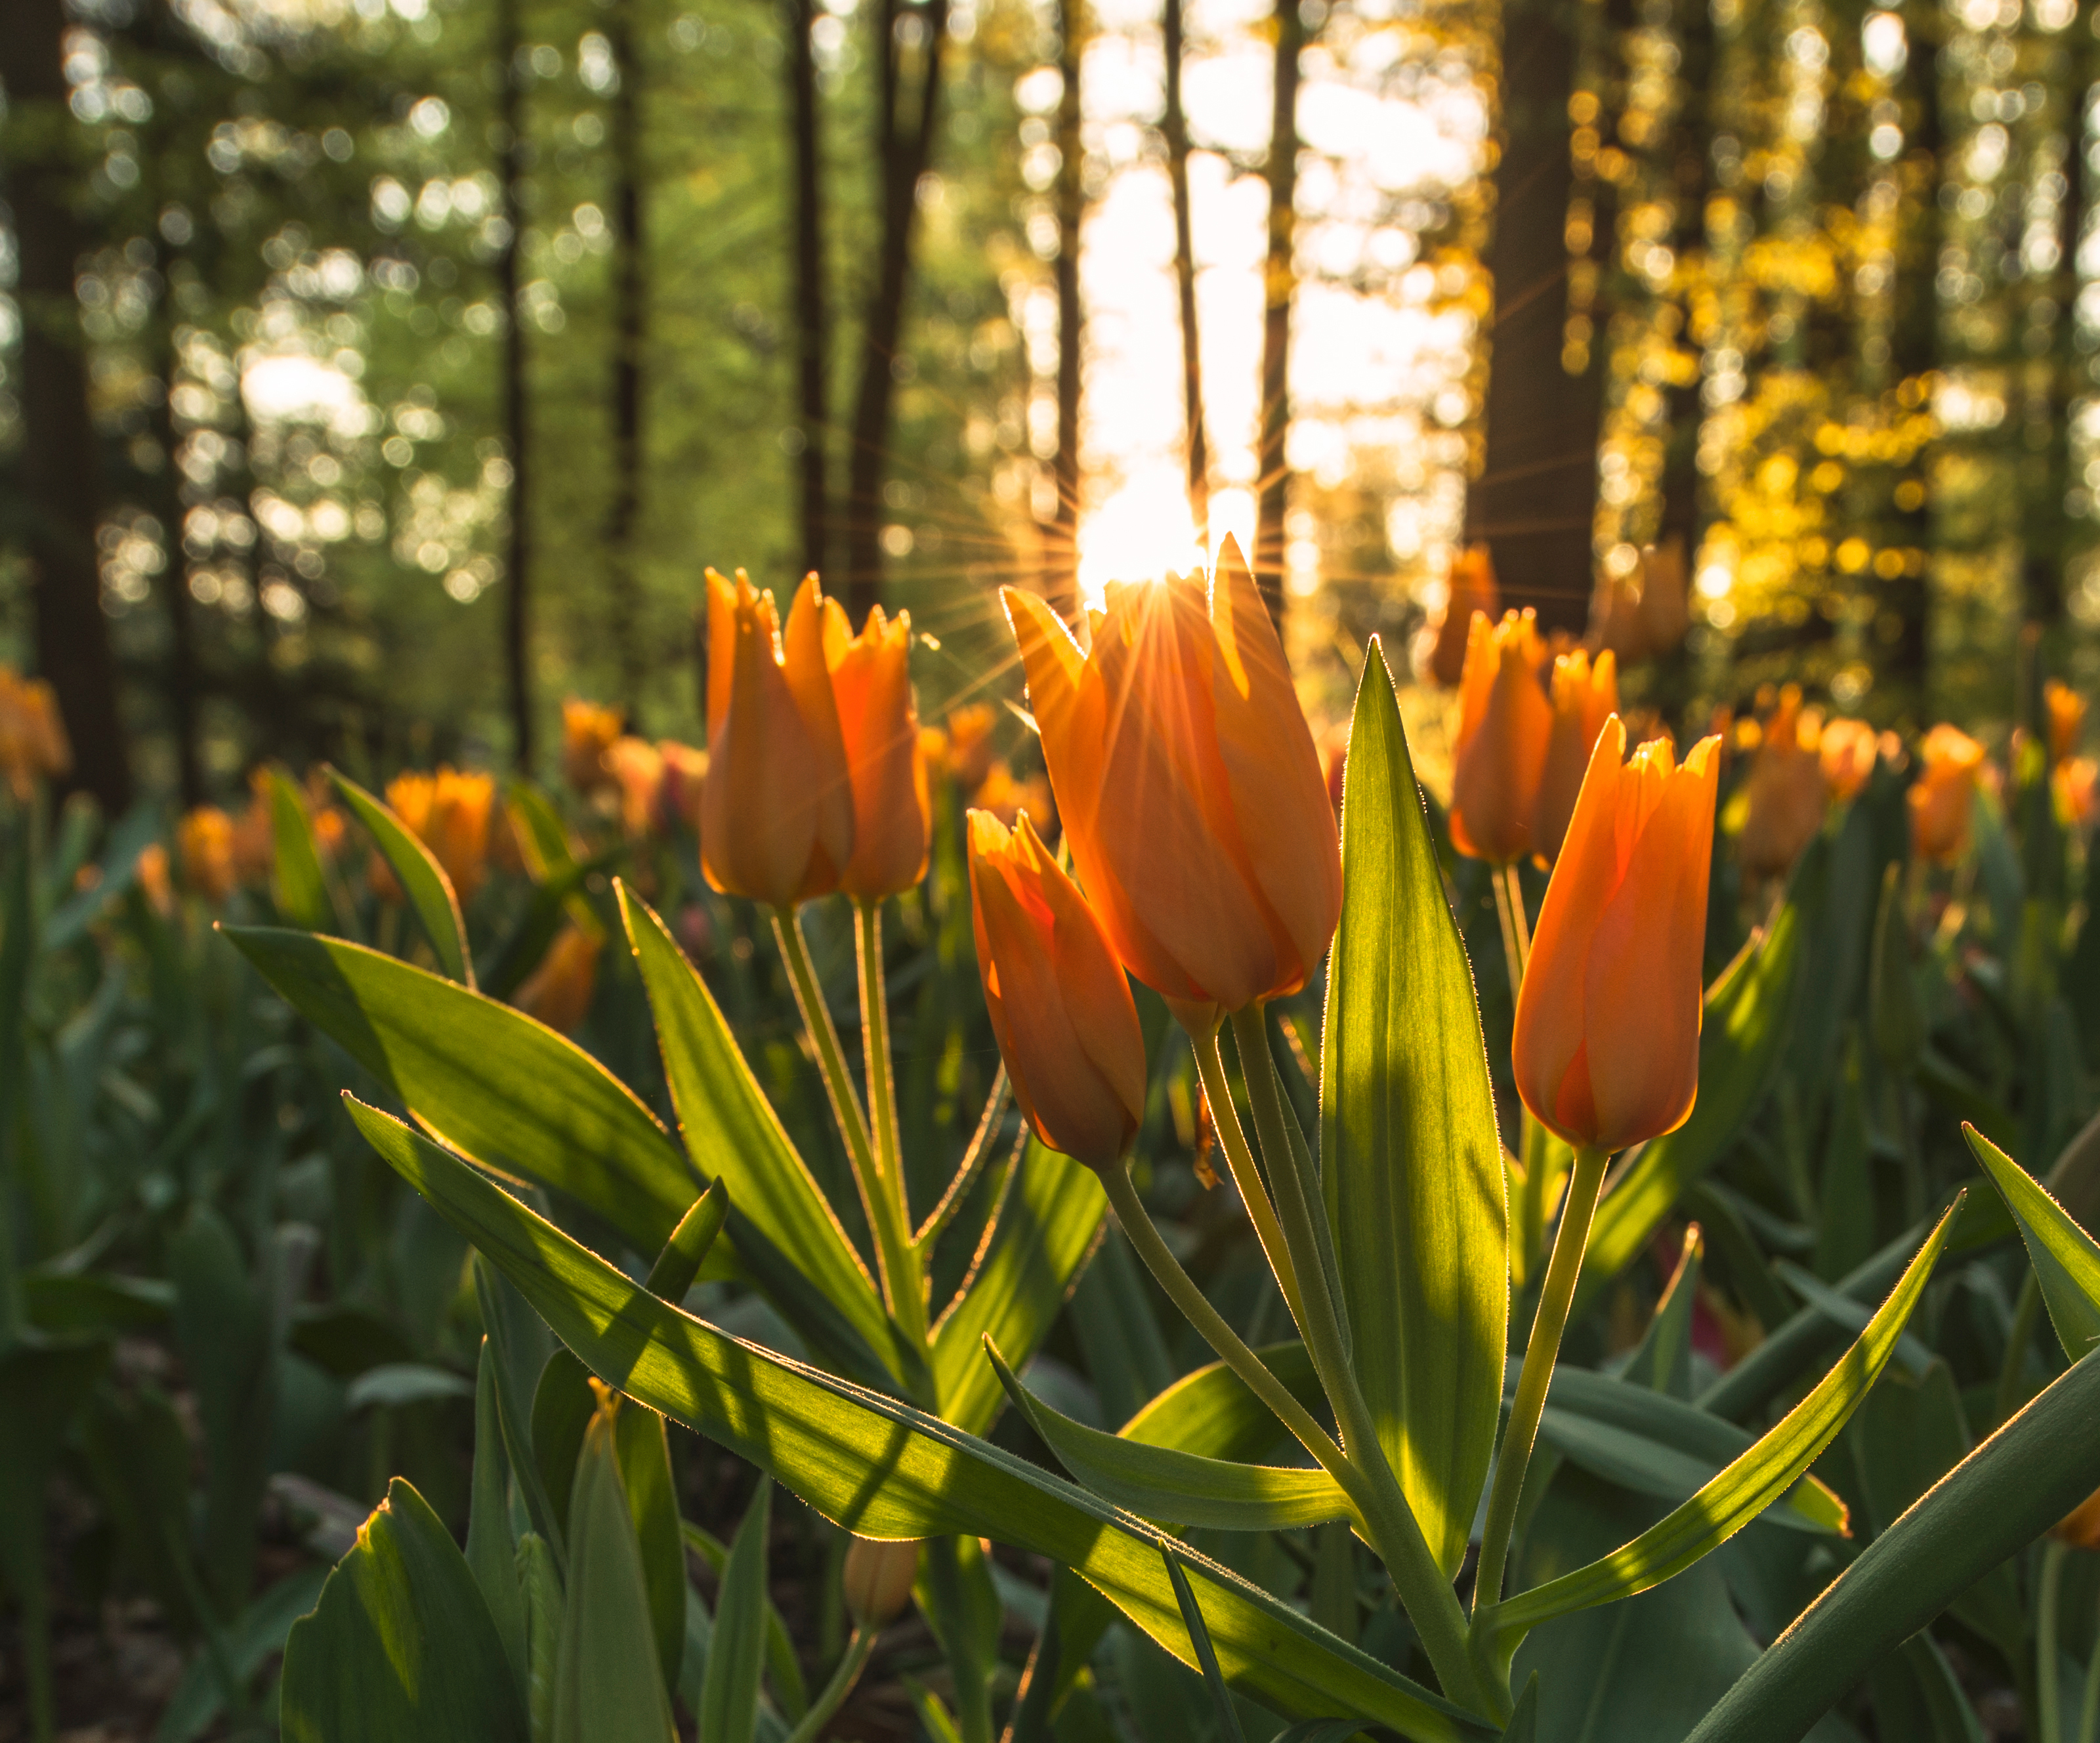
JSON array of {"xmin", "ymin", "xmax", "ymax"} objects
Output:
[
  {"xmin": 1119, "ymin": 1341, "xmax": 1324, "ymax": 1460},
  {"xmin": 989, "ymin": 1339, "xmax": 1353, "ymax": 1532},
  {"xmin": 618, "ymin": 887, "xmax": 895, "ymax": 1372},
  {"xmin": 331, "ymin": 769, "xmax": 472, "ymax": 984},
  {"xmin": 227, "ymin": 927, "xmax": 694, "ymax": 1253},
  {"xmin": 266, "ymin": 768, "xmax": 333, "ymax": 933},
  {"xmin": 344, "ymin": 1099, "xmax": 1493, "ymax": 1743},
  {"xmin": 1685, "ymin": 1349, "xmax": 2100, "ymax": 1743},
  {"xmin": 1964, "ymin": 1123, "xmax": 2100, "ymax": 1362},
  {"xmin": 1491, "ymin": 1198, "xmax": 1959, "ymax": 1643},
  {"xmin": 1321, "ymin": 639, "xmax": 1506, "ymax": 1578}
]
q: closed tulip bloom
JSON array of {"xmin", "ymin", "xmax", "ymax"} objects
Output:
[
  {"xmin": 381, "ymin": 767, "xmax": 496, "ymax": 902},
  {"xmin": 562, "ymin": 699, "xmax": 625, "ymax": 795},
  {"xmin": 1428, "ymin": 543, "xmax": 1499, "ymax": 687},
  {"xmin": 0, "ymin": 669, "xmax": 70, "ymax": 800},
  {"xmin": 1513, "ymin": 717, "xmax": 1722, "ymax": 1153},
  {"xmin": 177, "ymin": 807, "xmax": 238, "ymax": 904},
  {"xmin": 842, "ymin": 1536, "xmax": 922, "ymax": 1629},
  {"xmin": 1908, "ymin": 724, "xmax": 1986, "ymax": 864},
  {"xmin": 700, "ymin": 569, "xmax": 855, "ymax": 908},
  {"xmin": 969, "ymin": 810, "xmax": 1146, "ymax": 1167},
  {"xmin": 515, "ymin": 925, "xmax": 601, "ymax": 1034},
  {"xmin": 2047, "ymin": 680, "xmax": 2087, "ymax": 763},
  {"xmin": 1532, "ymin": 648, "xmax": 1617, "ymax": 864},
  {"xmin": 823, "ymin": 599, "xmax": 931, "ymax": 898},
  {"xmin": 1450, "ymin": 609, "xmax": 1553, "ymax": 864},
  {"xmin": 1002, "ymin": 537, "xmax": 1341, "ymax": 1017},
  {"xmin": 943, "ymin": 702, "xmax": 1001, "ymax": 789},
  {"xmin": 1738, "ymin": 686, "xmax": 1828, "ymax": 878},
  {"xmin": 1818, "ymin": 717, "xmax": 1879, "ymax": 804},
  {"xmin": 2057, "ymin": 755, "xmax": 2097, "ymax": 831},
  {"xmin": 604, "ymin": 736, "xmax": 665, "ymax": 839}
]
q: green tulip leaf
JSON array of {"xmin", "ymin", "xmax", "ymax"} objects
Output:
[
  {"xmin": 344, "ymin": 1097, "xmax": 1492, "ymax": 1743},
  {"xmin": 989, "ymin": 1339, "xmax": 1354, "ymax": 1531},
  {"xmin": 330, "ymin": 768, "xmax": 472, "ymax": 984},
  {"xmin": 1118, "ymin": 1341, "xmax": 1324, "ymax": 1460},
  {"xmin": 267, "ymin": 767, "xmax": 334, "ymax": 933},
  {"xmin": 698, "ymin": 1478, "xmax": 772, "ymax": 1743},
  {"xmin": 1322, "ymin": 639, "xmax": 1507, "ymax": 1578},
  {"xmin": 1964, "ymin": 1124, "xmax": 2100, "ymax": 1362}
]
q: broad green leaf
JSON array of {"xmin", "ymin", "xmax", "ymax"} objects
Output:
[
  {"xmin": 1164, "ymin": 1542, "xmax": 1250, "ymax": 1743},
  {"xmin": 553, "ymin": 1413, "xmax": 679, "ymax": 1742},
  {"xmin": 1487, "ymin": 1198, "xmax": 1958, "ymax": 1650},
  {"xmin": 919, "ymin": 1532, "xmax": 1001, "ymax": 1743},
  {"xmin": 1321, "ymin": 640, "xmax": 1506, "ymax": 1578},
  {"xmin": 1683, "ymin": 1349, "xmax": 2100, "ymax": 1743},
  {"xmin": 1119, "ymin": 1341, "xmax": 1324, "ymax": 1460},
  {"xmin": 465, "ymin": 1343, "xmax": 526, "ymax": 1691},
  {"xmin": 516, "ymin": 1533, "xmax": 560, "ymax": 1738},
  {"xmin": 614, "ymin": 1402, "xmax": 688, "ymax": 1701},
  {"xmin": 345, "ymin": 1100, "xmax": 1492, "ymax": 1743},
  {"xmin": 990, "ymin": 1340, "xmax": 1353, "ymax": 1531},
  {"xmin": 1578, "ymin": 887, "xmax": 1808, "ymax": 1313},
  {"xmin": 331, "ymin": 769, "xmax": 472, "ymax": 984},
  {"xmin": 474, "ymin": 1259, "xmax": 564, "ymax": 1564},
  {"xmin": 699, "ymin": 1477, "xmax": 772, "ymax": 1743},
  {"xmin": 280, "ymin": 1478, "xmax": 530, "ymax": 1743},
  {"xmin": 226, "ymin": 927, "xmax": 696, "ymax": 1254},
  {"xmin": 267, "ymin": 768, "xmax": 333, "ymax": 933},
  {"xmin": 1500, "ymin": 1677, "xmax": 1539, "ymax": 1743},
  {"xmin": 1533, "ymin": 1369, "xmax": 1845, "ymax": 1536},
  {"xmin": 931, "ymin": 1136, "xmax": 1106, "ymax": 1435},
  {"xmin": 533, "ymin": 1351, "xmax": 598, "ymax": 1540},
  {"xmin": 1964, "ymin": 1124, "xmax": 2100, "ymax": 1362},
  {"xmin": 618, "ymin": 888, "xmax": 897, "ymax": 1382},
  {"xmin": 644, "ymin": 1183, "xmax": 729, "ymax": 1305},
  {"xmin": 345, "ymin": 1362, "xmax": 476, "ymax": 1410}
]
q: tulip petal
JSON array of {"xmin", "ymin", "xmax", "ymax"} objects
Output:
[
  {"xmin": 1207, "ymin": 537, "xmax": 1343, "ymax": 992},
  {"xmin": 1513, "ymin": 717, "xmax": 1628, "ymax": 1140},
  {"xmin": 782, "ymin": 578, "xmax": 856, "ymax": 898},
  {"xmin": 702, "ymin": 587, "xmax": 822, "ymax": 904},
  {"xmin": 830, "ymin": 605, "xmax": 930, "ymax": 898},
  {"xmin": 1450, "ymin": 614, "xmax": 1551, "ymax": 863},
  {"xmin": 705, "ymin": 569, "xmax": 742, "ymax": 741}
]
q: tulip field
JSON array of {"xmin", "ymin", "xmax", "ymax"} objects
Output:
[{"xmin": 2, "ymin": 540, "xmax": 2099, "ymax": 1743}]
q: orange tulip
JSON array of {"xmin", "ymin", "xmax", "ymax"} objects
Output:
[
  {"xmin": 2047, "ymin": 680, "xmax": 2087, "ymax": 763},
  {"xmin": 943, "ymin": 702, "xmax": 1001, "ymax": 789},
  {"xmin": 562, "ymin": 699, "xmax": 624, "ymax": 795},
  {"xmin": 969, "ymin": 810, "xmax": 1146, "ymax": 1167},
  {"xmin": 1818, "ymin": 717, "xmax": 1879, "ymax": 804},
  {"xmin": 658, "ymin": 741, "xmax": 707, "ymax": 833},
  {"xmin": 1450, "ymin": 609, "xmax": 1553, "ymax": 864},
  {"xmin": 380, "ymin": 768, "xmax": 496, "ymax": 902},
  {"xmin": 1532, "ymin": 648, "xmax": 1617, "ymax": 864},
  {"xmin": 1513, "ymin": 717, "xmax": 1722, "ymax": 1152},
  {"xmin": 700, "ymin": 570, "xmax": 854, "ymax": 908},
  {"xmin": 822, "ymin": 600, "xmax": 931, "ymax": 899},
  {"xmin": 177, "ymin": 807, "xmax": 238, "ymax": 904},
  {"xmin": 604, "ymin": 736, "xmax": 665, "ymax": 839},
  {"xmin": 1428, "ymin": 544, "xmax": 1499, "ymax": 688},
  {"xmin": 2057, "ymin": 755, "xmax": 2098, "ymax": 831},
  {"xmin": 232, "ymin": 770, "xmax": 278, "ymax": 889},
  {"xmin": 514, "ymin": 925, "xmax": 601, "ymax": 1034},
  {"xmin": 0, "ymin": 669, "xmax": 71, "ymax": 800},
  {"xmin": 1908, "ymin": 724, "xmax": 1986, "ymax": 864},
  {"xmin": 1738, "ymin": 686, "xmax": 1828, "ymax": 879},
  {"xmin": 135, "ymin": 842, "xmax": 175, "ymax": 916},
  {"xmin": 971, "ymin": 759, "xmax": 1055, "ymax": 831},
  {"xmin": 1002, "ymin": 537, "xmax": 1341, "ymax": 1018}
]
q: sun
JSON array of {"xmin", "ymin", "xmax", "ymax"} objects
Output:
[{"xmin": 1075, "ymin": 465, "xmax": 1210, "ymax": 611}]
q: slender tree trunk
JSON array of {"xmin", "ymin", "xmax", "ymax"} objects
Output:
[
  {"xmin": 153, "ymin": 313, "xmax": 204, "ymax": 807},
  {"xmin": 1, "ymin": 0, "xmax": 131, "ymax": 812},
  {"xmin": 787, "ymin": 0, "xmax": 830, "ymax": 583},
  {"xmin": 606, "ymin": 0, "xmax": 648, "ymax": 723},
  {"xmin": 497, "ymin": 0, "xmax": 535, "ymax": 768},
  {"xmin": 1047, "ymin": 0, "xmax": 1084, "ymax": 614},
  {"xmin": 844, "ymin": 0, "xmax": 952, "ymax": 623},
  {"xmin": 1465, "ymin": 0, "xmax": 1605, "ymax": 637},
  {"xmin": 1164, "ymin": 0, "xmax": 1208, "ymax": 543},
  {"xmin": 1251, "ymin": 0, "xmax": 1303, "ymax": 627}
]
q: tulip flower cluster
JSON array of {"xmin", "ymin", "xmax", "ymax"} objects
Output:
[
  {"xmin": 1908, "ymin": 724, "xmax": 1988, "ymax": 864},
  {"xmin": 1734, "ymin": 686, "xmax": 1881, "ymax": 878},
  {"xmin": 0, "ymin": 665, "xmax": 71, "ymax": 802}
]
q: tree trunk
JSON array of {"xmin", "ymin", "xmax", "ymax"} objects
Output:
[
  {"xmin": 1465, "ymin": 0, "xmax": 1604, "ymax": 637},
  {"xmin": 786, "ymin": 0, "xmax": 830, "ymax": 584},
  {"xmin": 843, "ymin": 0, "xmax": 952, "ymax": 624},
  {"xmin": 497, "ymin": 0, "xmax": 536, "ymax": 768},
  {"xmin": 1164, "ymin": 0, "xmax": 1208, "ymax": 544},
  {"xmin": 1047, "ymin": 0, "xmax": 1084, "ymax": 614},
  {"xmin": 1251, "ymin": 0, "xmax": 1303, "ymax": 627},
  {"xmin": 606, "ymin": 0, "xmax": 648, "ymax": 723},
  {"xmin": 1, "ymin": 0, "xmax": 132, "ymax": 813}
]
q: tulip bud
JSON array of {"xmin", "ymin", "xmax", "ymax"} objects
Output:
[
  {"xmin": 1003, "ymin": 537, "xmax": 1340, "ymax": 1015},
  {"xmin": 943, "ymin": 702, "xmax": 1001, "ymax": 790},
  {"xmin": 1532, "ymin": 648, "xmax": 1616, "ymax": 864},
  {"xmin": 514, "ymin": 925, "xmax": 602, "ymax": 1034},
  {"xmin": 177, "ymin": 807, "xmax": 238, "ymax": 904},
  {"xmin": 823, "ymin": 600, "xmax": 931, "ymax": 899},
  {"xmin": 842, "ymin": 1536, "xmax": 921, "ymax": 1629},
  {"xmin": 1513, "ymin": 717, "xmax": 1722, "ymax": 1153},
  {"xmin": 1908, "ymin": 724, "xmax": 1986, "ymax": 864},
  {"xmin": 561, "ymin": 698, "xmax": 624, "ymax": 796},
  {"xmin": 1818, "ymin": 717, "xmax": 1879, "ymax": 805},
  {"xmin": 1427, "ymin": 544, "xmax": 1498, "ymax": 688},
  {"xmin": 136, "ymin": 843, "xmax": 175, "ymax": 916},
  {"xmin": 2046, "ymin": 679, "xmax": 2087, "ymax": 764},
  {"xmin": 604, "ymin": 736, "xmax": 665, "ymax": 839},
  {"xmin": 1450, "ymin": 609, "xmax": 1552, "ymax": 864},
  {"xmin": 969, "ymin": 809, "xmax": 1146, "ymax": 1167},
  {"xmin": 0, "ymin": 668, "xmax": 71, "ymax": 801},
  {"xmin": 2057, "ymin": 755, "xmax": 2097, "ymax": 832},
  {"xmin": 1737, "ymin": 686, "xmax": 1828, "ymax": 879},
  {"xmin": 700, "ymin": 570, "xmax": 856, "ymax": 908}
]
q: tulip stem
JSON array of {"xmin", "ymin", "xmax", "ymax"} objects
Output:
[
  {"xmin": 782, "ymin": 1626, "xmax": 879, "ymax": 1743},
  {"xmin": 1473, "ymin": 1144, "xmax": 1608, "ymax": 1626},
  {"xmin": 1189, "ymin": 1029, "xmax": 1309, "ymax": 1345},
  {"xmin": 1490, "ymin": 862, "xmax": 1531, "ymax": 1003},
  {"xmin": 774, "ymin": 908, "xmax": 927, "ymax": 1355},
  {"xmin": 914, "ymin": 1067, "xmax": 1011, "ymax": 1251}
]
